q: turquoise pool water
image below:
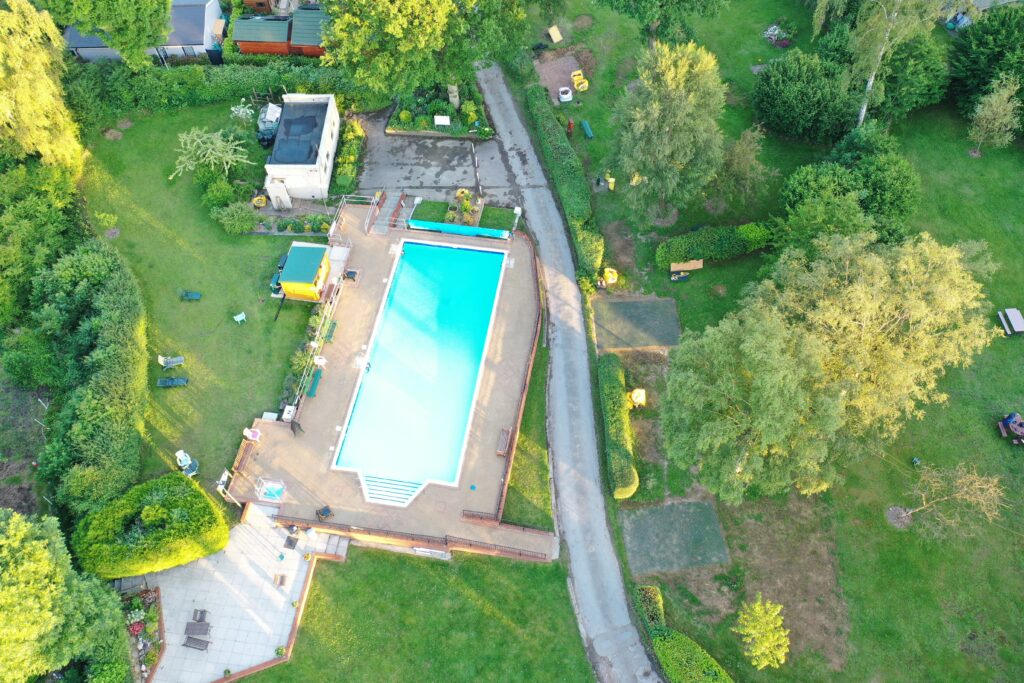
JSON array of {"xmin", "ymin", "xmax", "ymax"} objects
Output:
[{"xmin": 333, "ymin": 242, "xmax": 506, "ymax": 505}]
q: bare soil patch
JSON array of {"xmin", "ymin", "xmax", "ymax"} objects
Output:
[
  {"xmin": 603, "ymin": 220, "xmax": 636, "ymax": 273},
  {"xmin": 535, "ymin": 52, "xmax": 582, "ymax": 103},
  {"xmin": 0, "ymin": 372, "xmax": 46, "ymax": 515},
  {"xmin": 632, "ymin": 417, "xmax": 665, "ymax": 467},
  {"xmin": 116, "ymin": 118, "xmax": 134, "ymax": 130},
  {"xmin": 0, "ymin": 459, "xmax": 36, "ymax": 514},
  {"xmin": 648, "ymin": 206, "xmax": 679, "ymax": 228},
  {"xmin": 103, "ymin": 129, "xmax": 123, "ymax": 140},
  {"xmin": 619, "ymin": 350, "xmax": 669, "ymax": 407},
  {"xmin": 887, "ymin": 505, "xmax": 913, "ymax": 529},
  {"xmin": 105, "ymin": 228, "xmax": 121, "ymax": 239},
  {"xmin": 721, "ymin": 494, "xmax": 850, "ymax": 669},
  {"xmin": 573, "ymin": 14, "xmax": 594, "ymax": 30},
  {"xmin": 711, "ymin": 284, "xmax": 728, "ymax": 298}
]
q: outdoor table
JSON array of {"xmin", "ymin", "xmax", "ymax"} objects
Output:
[{"xmin": 1007, "ymin": 308, "xmax": 1024, "ymax": 334}]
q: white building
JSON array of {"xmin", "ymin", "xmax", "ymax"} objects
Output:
[
  {"xmin": 64, "ymin": 0, "xmax": 222, "ymax": 62},
  {"xmin": 264, "ymin": 94, "xmax": 341, "ymax": 209}
]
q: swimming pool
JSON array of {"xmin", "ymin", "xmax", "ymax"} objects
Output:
[{"xmin": 332, "ymin": 241, "xmax": 506, "ymax": 505}]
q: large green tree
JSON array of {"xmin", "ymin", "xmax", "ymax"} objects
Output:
[
  {"xmin": 616, "ymin": 40, "xmax": 725, "ymax": 215},
  {"xmin": 950, "ymin": 4, "xmax": 1024, "ymax": 114},
  {"xmin": 322, "ymin": 0, "xmax": 525, "ymax": 97},
  {"xmin": 849, "ymin": 0, "xmax": 944, "ymax": 126},
  {"xmin": 0, "ymin": 0, "xmax": 82, "ymax": 171},
  {"xmin": 606, "ymin": 0, "xmax": 725, "ymax": 43},
  {"xmin": 664, "ymin": 233, "xmax": 995, "ymax": 501},
  {"xmin": 39, "ymin": 0, "xmax": 171, "ymax": 70},
  {"xmin": 969, "ymin": 73, "xmax": 1022, "ymax": 156},
  {"xmin": 0, "ymin": 510, "xmax": 125, "ymax": 683}
]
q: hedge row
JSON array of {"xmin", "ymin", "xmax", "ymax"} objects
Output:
[
  {"xmin": 524, "ymin": 84, "xmax": 604, "ymax": 275},
  {"xmin": 653, "ymin": 630, "xmax": 734, "ymax": 682},
  {"xmin": 654, "ymin": 223, "xmax": 768, "ymax": 271},
  {"xmin": 637, "ymin": 585, "xmax": 666, "ymax": 627},
  {"xmin": 330, "ymin": 116, "xmax": 366, "ymax": 195},
  {"xmin": 62, "ymin": 60, "xmax": 389, "ymax": 131},
  {"xmin": 74, "ymin": 473, "xmax": 231, "ymax": 579},
  {"xmin": 596, "ymin": 354, "xmax": 639, "ymax": 499}
]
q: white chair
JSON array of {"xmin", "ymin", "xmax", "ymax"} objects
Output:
[{"xmin": 233, "ymin": 312, "xmax": 247, "ymax": 324}]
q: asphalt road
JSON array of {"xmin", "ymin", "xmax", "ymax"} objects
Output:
[{"xmin": 476, "ymin": 65, "xmax": 659, "ymax": 683}]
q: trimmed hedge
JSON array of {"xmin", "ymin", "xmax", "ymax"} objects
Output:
[
  {"xmin": 655, "ymin": 225, "xmax": 759, "ymax": 271},
  {"xmin": 62, "ymin": 61, "xmax": 390, "ymax": 131},
  {"xmin": 329, "ymin": 117, "xmax": 366, "ymax": 195},
  {"xmin": 637, "ymin": 585, "xmax": 666, "ymax": 628},
  {"xmin": 74, "ymin": 473, "xmax": 230, "ymax": 579},
  {"xmin": 524, "ymin": 84, "xmax": 604, "ymax": 275},
  {"xmin": 596, "ymin": 354, "xmax": 639, "ymax": 499},
  {"xmin": 654, "ymin": 630, "xmax": 734, "ymax": 682}
]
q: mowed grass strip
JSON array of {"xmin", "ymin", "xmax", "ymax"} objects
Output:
[
  {"xmin": 502, "ymin": 346, "xmax": 554, "ymax": 531},
  {"xmin": 81, "ymin": 105, "xmax": 314, "ymax": 484},
  {"xmin": 251, "ymin": 548, "xmax": 593, "ymax": 682}
]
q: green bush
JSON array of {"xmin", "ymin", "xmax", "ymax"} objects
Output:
[
  {"xmin": 524, "ymin": 85, "xmax": 605, "ymax": 275},
  {"xmin": 876, "ymin": 34, "xmax": 949, "ymax": 122},
  {"xmin": 596, "ymin": 354, "xmax": 639, "ymax": 500},
  {"xmin": 752, "ymin": 49, "xmax": 856, "ymax": 143},
  {"xmin": 655, "ymin": 225, "xmax": 751, "ymax": 270},
  {"xmin": 856, "ymin": 152, "xmax": 921, "ymax": 222},
  {"xmin": 653, "ymin": 630, "xmax": 734, "ymax": 682},
  {"xmin": 399, "ymin": 109, "xmax": 413, "ymax": 123},
  {"xmin": 637, "ymin": 585, "xmax": 666, "ymax": 629},
  {"xmin": 780, "ymin": 162, "xmax": 861, "ymax": 211},
  {"xmin": 330, "ymin": 118, "xmax": 366, "ymax": 196},
  {"xmin": 828, "ymin": 121, "xmax": 900, "ymax": 167},
  {"xmin": 951, "ymin": 5, "xmax": 1024, "ymax": 114},
  {"xmin": 74, "ymin": 473, "xmax": 230, "ymax": 579},
  {"xmin": 212, "ymin": 201, "xmax": 261, "ymax": 235},
  {"xmin": 815, "ymin": 22, "xmax": 852, "ymax": 65},
  {"xmin": 201, "ymin": 178, "xmax": 237, "ymax": 209},
  {"xmin": 737, "ymin": 222, "xmax": 772, "ymax": 251}
]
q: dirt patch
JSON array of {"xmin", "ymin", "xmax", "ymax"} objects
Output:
[
  {"xmin": 603, "ymin": 220, "xmax": 636, "ymax": 273},
  {"xmin": 535, "ymin": 47, "xmax": 597, "ymax": 102},
  {"xmin": 619, "ymin": 350, "xmax": 669, "ymax": 408},
  {"xmin": 704, "ymin": 197, "xmax": 728, "ymax": 215},
  {"xmin": 648, "ymin": 206, "xmax": 678, "ymax": 228},
  {"xmin": 968, "ymin": 148, "xmax": 982, "ymax": 158},
  {"xmin": 573, "ymin": 14, "xmax": 594, "ymax": 30},
  {"xmin": 0, "ymin": 372, "xmax": 46, "ymax": 515},
  {"xmin": 0, "ymin": 459, "xmax": 37, "ymax": 514},
  {"xmin": 711, "ymin": 284, "xmax": 728, "ymax": 298},
  {"xmin": 116, "ymin": 118, "xmax": 134, "ymax": 130},
  {"xmin": 661, "ymin": 565, "xmax": 736, "ymax": 623},
  {"xmin": 105, "ymin": 228, "xmax": 121, "ymax": 239},
  {"xmin": 632, "ymin": 417, "xmax": 665, "ymax": 466},
  {"xmin": 721, "ymin": 494, "xmax": 850, "ymax": 669},
  {"xmin": 887, "ymin": 505, "xmax": 913, "ymax": 529},
  {"xmin": 103, "ymin": 129, "xmax": 123, "ymax": 141}
]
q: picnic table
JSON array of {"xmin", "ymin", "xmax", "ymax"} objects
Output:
[{"xmin": 1003, "ymin": 308, "xmax": 1024, "ymax": 335}]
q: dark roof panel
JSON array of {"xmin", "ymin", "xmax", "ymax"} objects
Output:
[
  {"xmin": 232, "ymin": 16, "xmax": 291, "ymax": 43},
  {"xmin": 269, "ymin": 101, "xmax": 329, "ymax": 166},
  {"xmin": 290, "ymin": 5, "xmax": 327, "ymax": 46}
]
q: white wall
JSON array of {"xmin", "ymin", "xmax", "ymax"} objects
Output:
[{"xmin": 264, "ymin": 94, "xmax": 341, "ymax": 201}]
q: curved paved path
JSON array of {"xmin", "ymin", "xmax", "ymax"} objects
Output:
[{"xmin": 477, "ymin": 66, "xmax": 659, "ymax": 683}]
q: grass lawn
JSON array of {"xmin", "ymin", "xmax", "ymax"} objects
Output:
[
  {"xmin": 251, "ymin": 548, "xmax": 593, "ymax": 682},
  {"xmin": 502, "ymin": 346, "xmax": 554, "ymax": 530},
  {"xmin": 82, "ymin": 104, "xmax": 314, "ymax": 487},
  {"xmin": 411, "ymin": 198, "xmax": 450, "ymax": 223},
  {"xmin": 479, "ymin": 205, "xmax": 519, "ymax": 231}
]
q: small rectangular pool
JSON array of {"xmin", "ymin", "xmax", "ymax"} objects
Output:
[{"xmin": 332, "ymin": 241, "xmax": 506, "ymax": 505}]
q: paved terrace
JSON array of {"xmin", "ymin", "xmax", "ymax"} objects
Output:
[{"xmin": 228, "ymin": 224, "xmax": 554, "ymax": 559}]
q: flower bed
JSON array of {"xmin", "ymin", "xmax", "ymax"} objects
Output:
[
  {"xmin": 387, "ymin": 83, "xmax": 494, "ymax": 139},
  {"xmin": 123, "ymin": 588, "xmax": 164, "ymax": 682}
]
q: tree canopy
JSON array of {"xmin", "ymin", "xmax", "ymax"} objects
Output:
[
  {"xmin": 0, "ymin": 0, "xmax": 83, "ymax": 171},
  {"xmin": 322, "ymin": 0, "xmax": 525, "ymax": 96},
  {"xmin": 663, "ymin": 233, "xmax": 996, "ymax": 502},
  {"xmin": 39, "ymin": 0, "xmax": 171, "ymax": 71},
  {"xmin": 950, "ymin": 4, "xmax": 1024, "ymax": 114},
  {"xmin": 733, "ymin": 593, "xmax": 790, "ymax": 670},
  {"xmin": 617, "ymin": 40, "xmax": 725, "ymax": 213},
  {"xmin": 605, "ymin": 0, "xmax": 725, "ymax": 43},
  {"xmin": 0, "ymin": 510, "xmax": 124, "ymax": 683}
]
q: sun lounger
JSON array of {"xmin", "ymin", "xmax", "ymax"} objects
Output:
[
  {"xmin": 185, "ymin": 621, "xmax": 210, "ymax": 637},
  {"xmin": 156, "ymin": 377, "xmax": 188, "ymax": 388},
  {"xmin": 183, "ymin": 636, "xmax": 210, "ymax": 651},
  {"xmin": 307, "ymin": 368, "xmax": 322, "ymax": 398},
  {"xmin": 181, "ymin": 291, "xmax": 201, "ymax": 302},
  {"xmin": 325, "ymin": 321, "xmax": 338, "ymax": 343},
  {"xmin": 158, "ymin": 355, "xmax": 185, "ymax": 370}
]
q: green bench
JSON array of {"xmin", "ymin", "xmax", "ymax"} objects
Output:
[
  {"xmin": 581, "ymin": 120, "xmax": 594, "ymax": 140},
  {"xmin": 307, "ymin": 368, "xmax": 323, "ymax": 397},
  {"xmin": 325, "ymin": 320, "xmax": 338, "ymax": 343}
]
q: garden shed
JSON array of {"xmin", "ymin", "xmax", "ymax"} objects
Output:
[
  {"xmin": 264, "ymin": 94, "xmax": 340, "ymax": 208},
  {"xmin": 280, "ymin": 242, "xmax": 331, "ymax": 302},
  {"xmin": 289, "ymin": 4, "xmax": 328, "ymax": 56},
  {"xmin": 232, "ymin": 16, "xmax": 292, "ymax": 55}
]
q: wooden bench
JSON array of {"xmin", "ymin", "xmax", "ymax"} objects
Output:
[
  {"xmin": 183, "ymin": 636, "xmax": 210, "ymax": 651},
  {"xmin": 496, "ymin": 428, "xmax": 512, "ymax": 457},
  {"xmin": 998, "ymin": 420, "xmax": 1008, "ymax": 437}
]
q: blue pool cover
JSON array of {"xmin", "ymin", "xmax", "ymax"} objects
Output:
[{"xmin": 334, "ymin": 242, "xmax": 506, "ymax": 495}]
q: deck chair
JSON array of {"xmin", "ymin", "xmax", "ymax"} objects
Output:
[
  {"xmin": 158, "ymin": 355, "xmax": 185, "ymax": 370},
  {"xmin": 183, "ymin": 636, "xmax": 210, "ymax": 651},
  {"xmin": 185, "ymin": 621, "xmax": 210, "ymax": 637},
  {"xmin": 156, "ymin": 377, "xmax": 188, "ymax": 388},
  {"xmin": 233, "ymin": 312, "xmax": 247, "ymax": 324},
  {"xmin": 180, "ymin": 290, "xmax": 201, "ymax": 302}
]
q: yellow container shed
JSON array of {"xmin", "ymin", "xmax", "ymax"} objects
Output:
[{"xmin": 280, "ymin": 242, "xmax": 331, "ymax": 302}]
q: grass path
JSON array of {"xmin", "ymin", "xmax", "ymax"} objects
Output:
[
  {"xmin": 250, "ymin": 548, "xmax": 593, "ymax": 682},
  {"xmin": 502, "ymin": 346, "xmax": 554, "ymax": 530},
  {"xmin": 82, "ymin": 105, "xmax": 313, "ymax": 486}
]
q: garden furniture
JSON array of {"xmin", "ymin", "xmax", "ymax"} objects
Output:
[
  {"xmin": 158, "ymin": 355, "xmax": 185, "ymax": 370},
  {"xmin": 193, "ymin": 609, "xmax": 208, "ymax": 622},
  {"xmin": 581, "ymin": 120, "xmax": 594, "ymax": 140},
  {"xmin": 233, "ymin": 312, "xmax": 247, "ymax": 324},
  {"xmin": 307, "ymin": 368, "xmax": 323, "ymax": 397},
  {"xmin": 185, "ymin": 621, "xmax": 210, "ymax": 637},
  {"xmin": 156, "ymin": 377, "xmax": 188, "ymax": 388},
  {"xmin": 180, "ymin": 290, "xmax": 201, "ymax": 301},
  {"xmin": 496, "ymin": 428, "xmax": 512, "ymax": 457},
  {"xmin": 182, "ymin": 637, "xmax": 210, "ymax": 651},
  {"xmin": 316, "ymin": 506, "xmax": 333, "ymax": 522},
  {"xmin": 325, "ymin": 320, "xmax": 338, "ymax": 342},
  {"xmin": 999, "ymin": 308, "xmax": 1024, "ymax": 335}
]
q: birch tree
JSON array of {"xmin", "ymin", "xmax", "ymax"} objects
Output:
[
  {"xmin": 969, "ymin": 74, "xmax": 1022, "ymax": 156},
  {"xmin": 849, "ymin": 0, "xmax": 944, "ymax": 126}
]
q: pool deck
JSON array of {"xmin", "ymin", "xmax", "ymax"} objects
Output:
[{"xmin": 228, "ymin": 223, "xmax": 554, "ymax": 560}]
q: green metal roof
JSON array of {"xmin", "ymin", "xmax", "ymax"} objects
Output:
[
  {"xmin": 290, "ymin": 5, "xmax": 327, "ymax": 46},
  {"xmin": 281, "ymin": 244, "xmax": 327, "ymax": 284},
  {"xmin": 232, "ymin": 17, "xmax": 291, "ymax": 43}
]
